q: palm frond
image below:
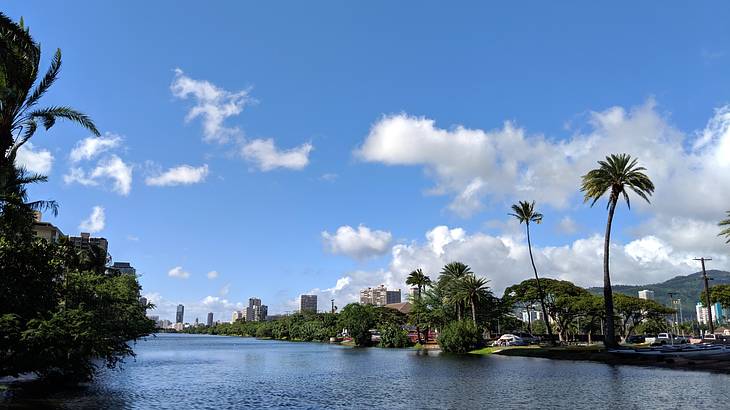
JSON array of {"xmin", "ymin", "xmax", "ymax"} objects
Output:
[
  {"xmin": 21, "ymin": 48, "xmax": 61, "ymax": 112},
  {"xmin": 26, "ymin": 106, "xmax": 99, "ymax": 135},
  {"xmin": 719, "ymin": 211, "xmax": 730, "ymax": 244}
]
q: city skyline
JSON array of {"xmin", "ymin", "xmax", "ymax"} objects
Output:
[{"xmin": 7, "ymin": 2, "xmax": 730, "ymax": 323}]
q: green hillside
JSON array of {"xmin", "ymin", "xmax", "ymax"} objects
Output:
[{"xmin": 587, "ymin": 270, "xmax": 730, "ymax": 321}]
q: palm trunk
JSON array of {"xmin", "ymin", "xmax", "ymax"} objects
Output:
[
  {"xmin": 526, "ymin": 304, "xmax": 533, "ymax": 334},
  {"xmin": 603, "ymin": 195, "xmax": 618, "ymax": 348},
  {"xmin": 526, "ymin": 223, "xmax": 553, "ymax": 342},
  {"xmin": 471, "ymin": 298, "xmax": 477, "ymax": 323}
]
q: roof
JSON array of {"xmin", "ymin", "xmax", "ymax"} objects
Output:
[{"xmin": 384, "ymin": 302, "xmax": 412, "ymax": 314}]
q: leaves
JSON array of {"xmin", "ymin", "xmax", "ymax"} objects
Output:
[
  {"xmin": 580, "ymin": 153, "xmax": 655, "ymax": 209},
  {"xmin": 719, "ymin": 211, "xmax": 730, "ymax": 244}
]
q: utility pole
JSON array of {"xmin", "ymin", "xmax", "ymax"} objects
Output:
[
  {"xmin": 694, "ymin": 257, "xmax": 714, "ymax": 335},
  {"xmin": 331, "ymin": 299, "xmax": 336, "ymax": 314},
  {"xmin": 668, "ymin": 292, "xmax": 678, "ymax": 334}
]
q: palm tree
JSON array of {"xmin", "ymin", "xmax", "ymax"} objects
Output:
[
  {"xmin": 439, "ymin": 262, "xmax": 473, "ymax": 321},
  {"xmin": 406, "ymin": 268, "xmax": 431, "ymax": 343},
  {"xmin": 581, "ymin": 153, "xmax": 654, "ymax": 348},
  {"xmin": 406, "ymin": 268, "xmax": 431, "ymax": 300},
  {"xmin": 719, "ymin": 211, "xmax": 730, "ymax": 244},
  {"xmin": 1, "ymin": 13, "xmax": 99, "ymax": 200},
  {"xmin": 509, "ymin": 200, "xmax": 553, "ymax": 340},
  {"xmin": 457, "ymin": 274, "xmax": 491, "ymax": 323}
]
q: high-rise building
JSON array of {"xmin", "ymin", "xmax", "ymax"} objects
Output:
[
  {"xmin": 69, "ymin": 232, "xmax": 109, "ymax": 256},
  {"xmin": 638, "ymin": 290, "xmax": 655, "ymax": 300},
  {"xmin": 232, "ymin": 310, "xmax": 242, "ymax": 322},
  {"xmin": 245, "ymin": 298, "xmax": 267, "ymax": 321},
  {"xmin": 176, "ymin": 304, "xmax": 185, "ymax": 324},
  {"xmin": 360, "ymin": 285, "xmax": 399, "ymax": 307},
  {"xmin": 31, "ymin": 212, "xmax": 65, "ymax": 243},
  {"xmin": 110, "ymin": 262, "xmax": 136, "ymax": 275},
  {"xmin": 300, "ymin": 295, "xmax": 318, "ymax": 313},
  {"xmin": 207, "ymin": 312, "xmax": 214, "ymax": 327},
  {"xmin": 696, "ymin": 302, "xmax": 724, "ymax": 325},
  {"xmin": 386, "ymin": 290, "xmax": 402, "ymax": 305},
  {"xmin": 521, "ymin": 309, "xmax": 544, "ymax": 323}
]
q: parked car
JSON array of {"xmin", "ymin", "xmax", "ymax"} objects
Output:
[
  {"xmin": 655, "ymin": 333, "xmax": 689, "ymax": 345},
  {"xmin": 511, "ymin": 332, "xmax": 540, "ymax": 345},
  {"xmin": 491, "ymin": 334, "xmax": 528, "ymax": 347},
  {"xmin": 625, "ymin": 335, "xmax": 646, "ymax": 344}
]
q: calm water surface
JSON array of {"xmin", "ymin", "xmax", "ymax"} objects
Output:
[{"xmin": 3, "ymin": 333, "xmax": 730, "ymax": 409}]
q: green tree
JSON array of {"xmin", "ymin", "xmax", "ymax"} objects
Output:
[
  {"xmin": 719, "ymin": 211, "xmax": 730, "ymax": 244},
  {"xmin": 406, "ymin": 268, "xmax": 431, "ymax": 342},
  {"xmin": 710, "ymin": 284, "xmax": 730, "ymax": 308},
  {"xmin": 613, "ymin": 294, "xmax": 673, "ymax": 341},
  {"xmin": 456, "ymin": 274, "xmax": 491, "ymax": 324},
  {"xmin": 378, "ymin": 323, "xmax": 410, "ymax": 348},
  {"xmin": 437, "ymin": 320, "xmax": 481, "ymax": 353},
  {"xmin": 0, "ymin": 13, "xmax": 99, "ymax": 202},
  {"xmin": 581, "ymin": 153, "xmax": 654, "ymax": 348},
  {"xmin": 509, "ymin": 200, "xmax": 553, "ymax": 341},
  {"xmin": 338, "ymin": 303, "xmax": 376, "ymax": 347},
  {"xmin": 438, "ymin": 262, "xmax": 473, "ymax": 321}
]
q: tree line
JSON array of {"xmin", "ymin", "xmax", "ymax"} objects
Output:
[{"xmin": 1, "ymin": 13, "xmax": 154, "ymax": 383}]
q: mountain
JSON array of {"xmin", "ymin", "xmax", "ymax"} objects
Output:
[{"xmin": 587, "ymin": 270, "xmax": 730, "ymax": 321}]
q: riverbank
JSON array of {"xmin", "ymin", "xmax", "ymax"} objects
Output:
[{"xmin": 470, "ymin": 345, "xmax": 730, "ymax": 373}]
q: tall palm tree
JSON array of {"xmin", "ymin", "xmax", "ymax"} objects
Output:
[
  {"xmin": 457, "ymin": 274, "xmax": 491, "ymax": 323},
  {"xmin": 719, "ymin": 211, "xmax": 730, "ymax": 244},
  {"xmin": 1, "ymin": 13, "xmax": 99, "ymax": 200},
  {"xmin": 439, "ymin": 262, "xmax": 473, "ymax": 321},
  {"xmin": 406, "ymin": 268, "xmax": 431, "ymax": 300},
  {"xmin": 581, "ymin": 153, "xmax": 654, "ymax": 348},
  {"xmin": 509, "ymin": 200, "xmax": 553, "ymax": 340},
  {"xmin": 406, "ymin": 268, "xmax": 431, "ymax": 343}
]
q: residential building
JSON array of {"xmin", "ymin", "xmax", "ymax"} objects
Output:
[
  {"xmin": 638, "ymin": 290, "xmax": 655, "ymax": 300},
  {"xmin": 173, "ymin": 322, "xmax": 184, "ymax": 331},
  {"xmin": 245, "ymin": 298, "xmax": 268, "ymax": 322},
  {"xmin": 386, "ymin": 290, "xmax": 402, "ymax": 305},
  {"xmin": 69, "ymin": 232, "xmax": 109, "ymax": 259},
  {"xmin": 521, "ymin": 309, "xmax": 544, "ymax": 323},
  {"xmin": 300, "ymin": 294, "xmax": 318, "ymax": 313},
  {"xmin": 232, "ymin": 310, "xmax": 242, "ymax": 322},
  {"xmin": 110, "ymin": 262, "xmax": 136, "ymax": 275},
  {"xmin": 360, "ymin": 285, "xmax": 390, "ymax": 306},
  {"xmin": 31, "ymin": 212, "xmax": 65, "ymax": 243},
  {"xmin": 207, "ymin": 312, "xmax": 214, "ymax": 327},
  {"xmin": 696, "ymin": 302, "xmax": 724, "ymax": 325},
  {"xmin": 159, "ymin": 319, "xmax": 171, "ymax": 329},
  {"xmin": 176, "ymin": 304, "xmax": 185, "ymax": 324}
]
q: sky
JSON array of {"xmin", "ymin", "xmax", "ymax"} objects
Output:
[{"xmin": 7, "ymin": 1, "xmax": 730, "ymax": 323}]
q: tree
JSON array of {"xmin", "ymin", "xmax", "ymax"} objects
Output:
[
  {"xmin": 438, "ymin": 262, "xmax": 473, "ymax": 321},
  {"xmin": 709, "ymin": 284, "xmax": 730, "ymax": 309},
  {"xmin": 719, "ymin": 211, "xmax": 730, "ymax": 244},
  {"xmin": 613, "ymin": 294, "xmax": 673, "ymax": 342},
  {"xmin": 338, "ymin": 303, "xmax": 376, "ymax": 347},
  {"xmin": 437, "ymin": 320, "xmax": 481, "ymax": 353},
  {"xmin": 1, "ymin": 13, "xmax": 99, "ymax": 205},
  {"xmin": 509, "ymin": 200, "xmax": 553, "ymax": 341},
  {"xmin": 581, "ymin": 153, "xmax": 654, "ymax": 348},
  {"xmin": 406, "ymin": 268, "xmax": 431, "ymax": 300},
  {"xmin": 572, "ymin": 294, "xmax": 604, "ymax": 344},
  {"xmin": 406, "ymin": 268, "xmax": 431, "ymax": 343},
  {"xmin": 456, "ymin": 274, "xmax": 491, "ymax": 324}
]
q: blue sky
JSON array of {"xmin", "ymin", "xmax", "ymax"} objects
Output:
[{"xmin": 8, "ymin": 2, "xmax": 730, "ymax": 322}]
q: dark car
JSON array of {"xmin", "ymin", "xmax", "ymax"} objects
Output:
[{"xmin": 625, "ymin": 335, "xmax": 645, "ymax": 344}]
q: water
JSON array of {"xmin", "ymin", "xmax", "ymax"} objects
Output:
[{"xmin": 3, "ymin": 333, "xmax": 730, "ymax": 409}]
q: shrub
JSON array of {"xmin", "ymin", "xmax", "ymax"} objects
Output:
[
  {"xmin": 437, "ymin": 320, "xmax": 481, "ymax": 353},
  {"xmin": 255, "ymin": 323, "xmax": 273, "ymax": 338},
  {"xmin": 379, "ymin": 324, "xmax": 411, "ymax": 348}
]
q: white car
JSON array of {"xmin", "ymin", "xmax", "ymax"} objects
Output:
[{"xmin": 491, "ymin": 334, "xmax": 528, "ymax": 347}]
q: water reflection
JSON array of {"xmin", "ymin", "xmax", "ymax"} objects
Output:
[{"xmin": 3, "ymin": 333, "xmax": 730, "ymax": 409}]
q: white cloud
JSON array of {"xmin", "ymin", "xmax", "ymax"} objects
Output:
[
  {"xmin": 78, "ymin": 206, "xmax": 105, "ymax": 233},
  {"xmin": 171, "ymin": 68, "xmax": 253, "ymax": 143},
  {"xmin": 168, "ymin": 266, "xmax": 191, "ymax": 279},
  {"xmin": 69, "ymin": 134, "xmax": 122, "ymax": 162},
  {"xmin": 65, "ymin": 134, "xmax": 133, "ymax": 196},
  {"xmin": 356, "ymin": 101, "xmax": 730, "ymax": 223},
  {"xmin": 240, "ymin": 138, "xmax": 313, "ymax": 171},
  {"xmin": 207, "ymin": 270, "xmax": 219, "ymax": 280},
  {"xmin": 322, "ymin": 224, "xmax": 393, "ymax": 259},
  {"xmin": 145, "ymin": 164, "xmax": 209, "ymax": 186},
  {"xmin": 219, "ymin": 283, "xmax": 231, "ymax": 296},
  {"xmin": 16, "ymin": 142, "xmax": 53, "ymax": 174},
  {"xmin": 301, "ymin": 224, "xmax": 730, "ymax": 310}
]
